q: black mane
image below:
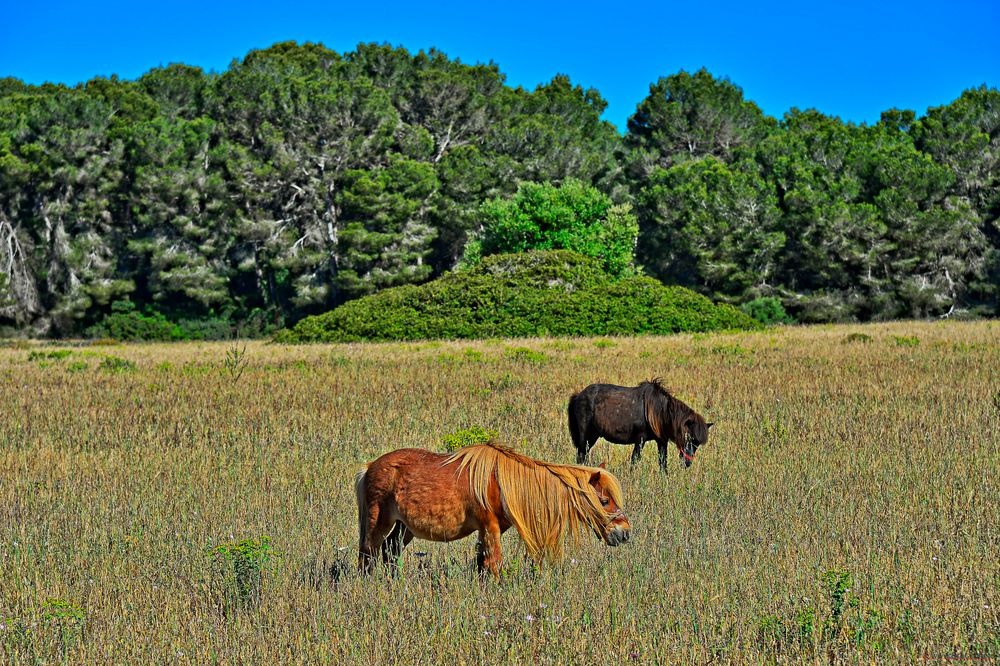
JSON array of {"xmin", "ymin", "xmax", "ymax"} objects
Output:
[
  {"xmin": 638, "ymin": 378, "xmax": 689, "ymax": 421},
  {"xmin": 639, "ymin": 377, "xmax": 673, "ymax": 399}
]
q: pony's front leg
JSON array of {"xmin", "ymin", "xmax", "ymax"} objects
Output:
[
  {"xmin": 476, "ymin": 517, "xmax": 503, "ymax": 579},
  {"xmin": 657, "ymin": 441, "xmax": 670, "ymax": 471},
  {"xmin": 631, "ymin": 439, "xmax": 645, "ymax": 465}
]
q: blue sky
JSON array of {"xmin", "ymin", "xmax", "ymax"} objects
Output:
[{"xmin": 2, "ymin": 0, "xmax": 997, "ymax": 131}]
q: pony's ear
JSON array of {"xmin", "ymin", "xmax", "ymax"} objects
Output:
[
  {"xmin": 589, "ymin": 470, "xmax": 602, "ymax": 487},
  {"xmin": 598, "ymin": 461, "xmax": 607, "ymax": 469}
]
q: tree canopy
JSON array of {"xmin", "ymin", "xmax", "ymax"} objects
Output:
[
  {"xmin": 0, "ymin": 42, "xmax": 620, "ymax": 335},
  {"xmin": 629, "ymin": 77, "xmax": 998, "ymax": 322},
  {"xmin": 0, "ymin": 45, "xmax": 997, "ymax": 337}
]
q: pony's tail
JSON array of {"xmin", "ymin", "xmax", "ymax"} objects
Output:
[
  {"xmin": 355, "ymin": 467, "xmax": 370, "ymax": 546},
  {"xmin": 568, "ymin": 392, "xmax": 585, "ymax": 460},
  {"xmin": 567, "ymin": 393, "xmax": 580, "ymax": 437}
]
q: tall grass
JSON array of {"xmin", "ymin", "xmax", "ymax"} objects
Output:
[{"xmin": 1, "ymin": 321, "xmax": 998, "ymax": 663}]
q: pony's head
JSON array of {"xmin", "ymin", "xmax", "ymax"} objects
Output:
[
  {"xmin": 645, "ymin": 380, "xmax": 714, "ymax": 468},
  {"xmin": 587, "ymin": 463, "xmax": 630, "ymax": 546},
  {"xmin": 680, "ymin": 414, "xmax": 714, "ymax": 467},
  {"xmin": 450, "ymin": 443, "xmax": 633, "ymax": 560}
]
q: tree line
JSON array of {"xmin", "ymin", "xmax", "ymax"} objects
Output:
[{"xmin": 0, "ymin": 41, "xmax": 997, "ymax": 336}]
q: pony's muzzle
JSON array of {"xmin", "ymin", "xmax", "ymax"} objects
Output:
[
  {"xmin": 681, "ymin": 442, "xmax": 695, "ymax": 468},
  {"xmin": 605, "ymin": 524, "xmax": 630, "ymax": 546}
]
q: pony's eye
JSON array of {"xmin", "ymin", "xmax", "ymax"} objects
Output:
[{"xmin": 600, "ymin": 498, "xmax": 610, "ymax": 507}]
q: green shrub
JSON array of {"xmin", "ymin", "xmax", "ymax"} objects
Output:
[
  {"xmin": 28, "ymin": 350, "xmax": 73, "ymax": 362},
  {"xmin": 87, "ymin": 300, "xmax": 182, "ymax": 341},
  {"xmin": 820, "ymin": 568, "xmax": 857, "ymax": 641},
  {"xmin": 209, "ymin": 536, "xmax": 277, "ymax": 613},
  {"xmin": 893, "ymin": 335, "xmax": 919, "ymax": 347},
  {"xmin": 87, "ymin": 300, "xmax": 279, "ymax": 342},
  {"xmin": 843, "ymin": 332, "xmax": 873, "ymax": 344},
  {"xmin": 757, "ymin": 614, "xmax": 788, "ymax": 652},
  {"xmin": 442, "ymin": 426, "xmax": 499, "ymax": 452},
  {"xmin": 276, "ymin": 251, "xmax": 761, "ymax": 343},
  {"xmin": 2, "ymin": 599, "xmax": 88, "ymax": 662},
  {"xmin": 504, "ymin": 347, "xmax": 547, "ymax": 364},
  {"xmin": 41, "ymin": 599, "xmax": 86, "ymax": 658},
  {"xmin": 99, "ymin": 355, "xmax": 136, "ymax": 373},
  {"xmin": 740, "ymin": 297, "xmax": 794, "ymax": 325},
  {"xmin": 712, "ymin": 343, "xmax": 753, "ymax": 358}
]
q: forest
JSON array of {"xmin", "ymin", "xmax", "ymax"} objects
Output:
[{"xmin": 1, "ymin": 41, "xmax": 997, "ymax": 337}]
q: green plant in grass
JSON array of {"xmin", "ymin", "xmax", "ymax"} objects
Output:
[
  {"xmin": 442, "ymin": 426, "xmax": 499, "ymax": 452},
  {"xmin": 209, "ymin": 536, "xmax": 278, "ymax": 613},
  {"xmin": 504, "ymin": 347, "xmax": 547, "ymax": 364},
  {"xmin": 41, "ymin": 599, "xmax": 86, "ymax": 659},
  {"xmin": 28, "ymin": 349, "xmax": 73, "ymax": 362},
  {"xmin": 99, "ymin": 355, "xmax": 136, "ymax": 373},
  {"xmin": 224, "ymin": 341, "xmax": 249, "ymax": 383}
]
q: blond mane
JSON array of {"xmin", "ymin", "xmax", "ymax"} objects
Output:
[{"xmin": 444, "ymin": 442, "xmax": 625, "ymax": 561}]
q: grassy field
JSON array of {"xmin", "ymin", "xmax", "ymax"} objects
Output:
[{"xmin": 1, "ymin": 321, "xmax": 998, "ymax": 663}]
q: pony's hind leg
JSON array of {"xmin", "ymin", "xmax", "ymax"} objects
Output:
[
  {"xmin": 358, "ymin": 502, "xmax": 398, "ymax": 575},
  {"xmin": 570, "ymin": 403, "xmax": 594, "ymax": 465},
  {"xmin": 572, "ymin": 429, "xmax": 590, "ymax": 464},
  {"xmin": 576, "ymin": 430, "xmax": 597, "ymax": 465}
]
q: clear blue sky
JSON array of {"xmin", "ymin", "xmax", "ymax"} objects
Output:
[{"xmin": 2, "ymin": 0, "xmax": 997, "ymax": 131}]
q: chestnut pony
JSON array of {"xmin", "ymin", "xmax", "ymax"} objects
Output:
[{"xmin": 355, "ymin": 442, "xmax": 631, "ymax": 578}]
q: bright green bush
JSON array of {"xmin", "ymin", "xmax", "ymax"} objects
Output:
[
  {"xmin": 740, "ymin": 296, "xmax": 794, "ymax": 325},
  {"xmin": 275, "ymin": 251, "xmax": 760, "ymax": 343},
  {"xmin": 464, "ymin": 179, "xmax": 639, "ymax": 277},
  {"xmin": 86, "ymin": 301, "xmax": 278, "ymax": 341},
  {"xmin": 86, "ymin": 301, "xmax": 183, "ymax": 341}
]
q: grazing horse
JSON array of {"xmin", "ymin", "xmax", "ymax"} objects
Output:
[
  {"xmin": 355, "ymin": 442, "xmax": 631, "ymax": 578},
  {"xmin": 568, "ymin": 379, "xmax": 713, "ymax": 470}
]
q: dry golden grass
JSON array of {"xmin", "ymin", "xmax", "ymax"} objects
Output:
[{"xmin": 1, "ymin": 320, "xmax": 998, "ymax": 664}]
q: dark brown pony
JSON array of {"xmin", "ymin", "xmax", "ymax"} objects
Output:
[
  {"xmin": 355, "ymin": 442, "xmax": 631, "ymax": 578},
  {"xmin": 568, "ymin": 379, "xmax": 713, "ymax": 470}
]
